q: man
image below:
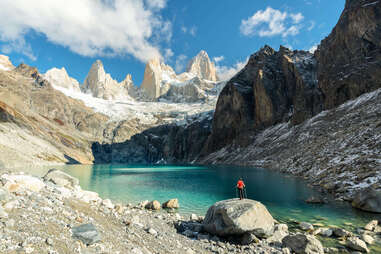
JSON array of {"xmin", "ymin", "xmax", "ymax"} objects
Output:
[{"xmin": 236, "ymin": 178, "xmax": 245, "ymax": 200}]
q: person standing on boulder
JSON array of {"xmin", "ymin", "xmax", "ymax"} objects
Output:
[{"xmin": 236, "ymin": 178, "xmax": 245, "ymax": 200}]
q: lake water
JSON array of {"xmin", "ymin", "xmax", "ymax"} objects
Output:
[{"xmin": 31, "ymin": 164, "xmax": 381, "ymax": 231}]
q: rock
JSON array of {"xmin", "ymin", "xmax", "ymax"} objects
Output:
[
  {"xmin": 332, "ymin": 227, "xmax": 351, "ymax": 237},
  {"xmin": 182, "ymin": 229, "xmax": 195, "ymax": 238},
  {"xmin": 71, "ymin": 223, "xmax": 101, "ymax": 245},
  {"xmin": 197, "ymin": 234, "xmax": 209, "ymax": 240},
  {"xmin": 190, "ymin": 213, "xmax": 198, "ymax": 221},
  {"xmin": 3, "ymin": 174, "xmax": 45, "ymax": 192},
  {"xmin": 317, "ymin": 228, "xmax": 332, "ymax": 237},
  {"xmin": 102, "ymin": 199, "xmax": 114, "ymax": 209},
  {"xmin": 185, "ymin": 248, "xmax": 195, "ymax": 254},
  {"xmin": 361, "ymin": 234, "xmax": 374, "ymax": 245},
  {"xmin": 202, "ymin": 199, "xmax": 274, "ymax": 237},
  {"xmin": 145, "ymin": 200, "xmax": 161, "ymax": 210},
  {"xmin": 5, "ymin": 218, "xmax": 15, "ymax": 227},
  {"xmin": 352, "ymin": 188, "xmax": 381, "ymax": 213},
  {"xmin": 186, "ymin": 50, "xmax": 218, "ymax": 81},
  {"xmin": 76, "ymin": 190, "xmax": 100, "ymax": 203},
  {"xmin": 305, "ymin": 196, "xmax": 326, "ymax": 204},
  {"xmin": 299, "ymin": 222, "xmax": 314, "ymax": 231},
  {"xmin": 267, "ymin": 224, "xmax": 289, "ymax": 244},
  {"xmin": 364, "ymin": 220, "xmax": 378, "ymax": 231},
  {"xmin": 3, "ymin": 200, "xmax": 19, "ymax": 211},
  {"xmin": 147, "ymin": 228, "xmax": 158, "ymax": 236},
  {"xmin": 240, "ymin": 232, "xmax": 260, "ymax": 245},
  {"xmin": 162, "ymin": 198, "xmax": 180, "ymax": 209},
  {"xmin": 0, "ymin": 188, "xmax": 10, "ymax": 203},
  {"xmin": 282, "ymin": 234, "xmax": 324, "ymax": 254},
  {"xmin": 346, "ymin": 236, "xmax": 369, "ymax": 253},
  {"xmin": 46, "ymin": 238, "xmax": 53, "ymax": 246},
  {"xmin": 43, "ymin": 169, "xmax": 79, "ymax": 189},
  {"xmin": 139, "ymin": 200, "xmax": 149, "ymax": 208},
  {"xmin": 44, "ymin": 67, "xmax": 81, "ymax": 92},
  {"xmin": 114, "ymin": 203, "xmax": 125, "ymax": 214},
  {"xmin": 0, "ymin": 55, "xmax": 15, "ymax": 70}
]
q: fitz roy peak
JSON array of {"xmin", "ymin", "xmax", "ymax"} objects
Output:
[{"xmin": 186, "ymin": 50, "xmax": 218, "ymax": 81}]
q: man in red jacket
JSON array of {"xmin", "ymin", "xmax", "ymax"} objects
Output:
[{"xmin": 237, "ymin": 178, "xmax": 245, "ymax": 200}]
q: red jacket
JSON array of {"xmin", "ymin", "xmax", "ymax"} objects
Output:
[{"xmin": 237, "ymin": 180, "xmax": 245, "ymax": 189}]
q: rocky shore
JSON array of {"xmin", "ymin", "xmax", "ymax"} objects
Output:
[{"xmin": 0, "ymin": 169, "xmax": 380, "ymax": 254}]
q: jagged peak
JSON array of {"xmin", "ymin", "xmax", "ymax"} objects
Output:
[{"xmin": 186, "ymin": 50, "xmax": 217, "ymax": 81}]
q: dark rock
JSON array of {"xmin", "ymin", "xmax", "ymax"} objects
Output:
[
  {"xmin": 282, "ymin": 234, "xmax": 324, "ymax": 254},
  {"xmin": 352, "ymin": 188, "xmax": 381, "ymax": 213},
  {"xmin": 71, "ymin": 223, "xmax": 101, "ymax": 245}
]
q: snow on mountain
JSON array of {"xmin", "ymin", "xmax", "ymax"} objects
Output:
[
  {"xmin": 44, "ymin": 67, "xmax": 81, "ymax": 92},
  {"xmin": 186, "ymin": 50, "xmax": 218, "ymax": 81}
]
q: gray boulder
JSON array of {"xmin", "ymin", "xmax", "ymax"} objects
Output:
[
  {"xmin": 282, "ymin": 234, "xmax": 324, "ymax": 254},
  {"xmin": 352, "ymin": 188, "xmax": 381, "ymax": 213},
  {"xmin": 43, "ymin": 169, "xmax": 79, "ymax": 189},
  {"xmin": 346, "ymin": 236, "xmax": 369, "ymax": 253},
  {"xmin": 72, "ymin": 223, "xmax": 101, "ymax": 245},
  {"xmin": 202, "ymin": 199, "xmax": 274, "ymax": 237}
]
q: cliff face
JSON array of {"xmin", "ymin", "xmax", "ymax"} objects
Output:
[
  {"xmin": 204, "ymin": 46, "xmax": 321, "ymax": 153},
  {"xmin": 316, "ymin": 0, "xmax": 381, "ymax": 109},
  {"xmin": 204, "ymin": 0, "xmax": 381, "ymax": 154}
]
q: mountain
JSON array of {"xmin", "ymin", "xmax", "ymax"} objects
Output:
[
  {"xmin": 44, "ymin": 67, "xmax": 81, "ymax": 92},
  {"xmin": 0, "ymin": 55, "xmax": 14, "ymax": 71},
  {"xmin": 82, "ymin": 60, "xmax": 133, "ymax": 100},
  {"xmin": 199, "ymin": 0, "xmax": 381, "ymax": 200},
  {"xmin": 186, "ymin": 50, "xmax": 218, "ymax": 81}
]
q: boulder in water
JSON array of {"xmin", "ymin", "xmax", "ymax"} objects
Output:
[
  {"xmin": 202, "ymin": 199, "xmax": 274, "ymax": 237},
  {"xmin": 43, "ymin": 169, "xmax": 79, "ymax": 189},
  {"xmin": 162, "ymin": 198, "xmax": 179, "ymax": 209},
  {"xmin": 352, "ymin": 188, "xmax": 381, "ymax": 213},
  {"xmin": 346, "ymin": 236, "xmax": 369, "ymax": 253},
  {"xmin": 282, "ymin": 233, "xmax": 324, "ymax": 254},
  {"xmin": 145, "ymin": 200, "xmax": 161, "ymax": 210}
]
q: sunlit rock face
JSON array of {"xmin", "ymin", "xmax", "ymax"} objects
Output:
[
  {"xmin": 0, "ymin": 55, "xmax": 14, "ymax": 71},
  {"xmin": 82, "ymin": 60, "xmax": 132, "ymax": 100},
  {"xmin": 186, "ymin": 50, "xmax": 218, "ymax": 81},
  {"xmin": 44, "ymin": 67, "xmax": 81, "ymax": 92}
]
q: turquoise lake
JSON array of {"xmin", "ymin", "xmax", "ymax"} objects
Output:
[{"xmin": 31, "ymin": 164, "xmax": 381, "ymax": 230}]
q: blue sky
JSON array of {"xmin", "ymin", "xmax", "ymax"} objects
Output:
[{"xmin": 0, "ymin": 0, "xmax": 345, "ymax": 85}]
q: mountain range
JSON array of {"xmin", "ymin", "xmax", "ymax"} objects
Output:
[{"xmin": 0, "ymin": 0, "xmax": 380, "ymax": 202}]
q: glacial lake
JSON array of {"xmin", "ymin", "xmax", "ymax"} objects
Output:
[{"xmin": 27, "ymin": 164, "xmax": 381, "ymax": 230}]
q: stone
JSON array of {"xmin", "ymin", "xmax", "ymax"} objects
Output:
[
  {"xmin": 3, "ymin": 200, "xmax": 19, "ymax": 211},
  {"xmin": 43, "ymin": 169, "xmax": 79, "ymax": 189},
  {"xmin": 0, "ymin": 188, "xmax": 10, "ymax": 203},
  {"xmin": 346, "ymin": 236, "xmax": 369, "ymax": 253},
  {"xmin": 267, "ymin": 224, "xmax": 289, "ymax": 244},
  {"xmin": 162, "ymin": 199, "xmax": 179, "ymax": 209},
  {"xmin": 299, "ymin": 222, "xmax": 314, "ymax": 231},
  {"xmin": 361, "ymin": 234, "xmax": 374, "ymax": 245},
  {"xmin": 139, "ymin": 200, "xmax": 149, "ymax": 208},
  {"xmin": 46, "ymin": 238, "xmax": 53, "ymax": 246},
  {"xmin": 71, "ymin": 223, "xmax": 101, "ymax": 245},
  {"xmin": 182, "ymin": 230, "xmax": 195, "ymax": 238},
  {"xmin": 202, "ymin": 199, "xmax": 274, "ymax": 237},
  {"xmin": 76, "ymin": 190, "xmax": 100, "ymax": 203},
  {"xmin": 186, "ymin": 248, "xmax": 195, "ymax": 254},
  {"xmin": 332, "ymin": 227, "xmax": 351, "ymax": 237},
  {"xmin": 364, "ymin": 220, "xmax": 378, "ymax": 231},
  {"xmin": 102, "ymin": 199, "xmax": 114, "ymax": 209},
  {"xmin": 114, "ymin": 203, "xmax": 125, "ymax": 214},
  {"xmin": 282, "ymin": 234, "xmax": 324, "ymax": 254},
  {"xmin": 145, "ymin": 200, "xmax": 161, "ymax": 210},
  {"xmin": 352, "ymin": 188, "xmax": 381, "ymax": 213},
  {"xmin": 317, "ymin": 228, "xmax": 332, "ymax": 237},
  {"xmin": 3, "ymin": 174, "xmax": 45, "ymax": 192},
  {"xmin": 190, "ymin": 213, "xmax": 198, "ymax": 221},
  {"xmin": 240, "ymin": 232, "xmax": 260, "ymax": 245},
  {"xmin": 147, "ymin": 228, "xmax": 158, "ymax": 236},
  {"xmin": 305, "ymin": 196, "xmax": 326, "ymax": 204}
]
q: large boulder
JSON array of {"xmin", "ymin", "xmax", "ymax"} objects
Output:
[
  {"xmin": 162, "ymin": 198, "xmax": 180, "ymax": 209},
  {"xmin": 202, "ymin": 199, "xmax": 274, "ymax": 237},
  {"xmin": 352, "ymin": 188, "xmax": 381, "ymax": 213},
  {"xmin": 346, "ymin": 236, "xmax": 369, "ymax": 253},
  {"xmin": 282, "ymin": 234, "xmax": 324, "ymax": 254},
  {"xmin": 43, "ymin": 169, "xmax": 79, "ymax": 189},
  {"xmin": 145, "ymin": 200, "xmax": 161, "ymax": 210},
  {"xmin": 71, "ymin": 223, "xmax": 101, "ymax": 245}
]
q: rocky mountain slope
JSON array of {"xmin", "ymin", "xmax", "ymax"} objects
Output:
[{"xmin": 199, "ymin": 0, "xmax": 381, "ymax": 199}]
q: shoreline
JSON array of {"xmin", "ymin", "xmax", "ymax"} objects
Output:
[{"xmin": 0, "ymin": 169, "xmax": 380, "ymax": 253}]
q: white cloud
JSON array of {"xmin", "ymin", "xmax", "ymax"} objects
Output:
[
  {"xmin": 181, "ymin": 26, "xmax": 187, "ymax": 33},
  {"xmin": 216, "ymin": 58, "xmax": 249, "ymax": 81},
  {"xmin": 164, "ymin": 48, "xmax": 174, "ymax": 60},
  {"xmin": 240, "ymin": 7, "xmax": 304, "ymax": 38},
  {"xmin": 1, "ymin": 38, "xmax": 36, "ymax": 61},
  {"xmin": 213, "ymin": 56, "xmax": 224, "ymax": 63},
  {"xmin": 181, "ymin": 25, "xmax": 197, "ymax": 37},
  {"xmin": 175, "ymin": 54, "xmax": 187, "ymax": 73},
  {"xmin": 0, "ymin": 0, "xmax": 172, "ymax": 63}
]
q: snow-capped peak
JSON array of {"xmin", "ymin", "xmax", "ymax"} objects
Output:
[
  {"xmin": 186, "ymin": 50, "xmax": 218, "ymax": 81},
  {"xmin": 0, "ymin": 55, "xmax": 15, "ymax": 71},
  {"xmin": 44, "ymin": 67, "xmax": 81, "ymax": 92}
]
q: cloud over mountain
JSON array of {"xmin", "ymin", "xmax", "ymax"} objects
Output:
[{"xmin": 0, "ymin": 0, "xmax": 171, "ymax": 62}]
